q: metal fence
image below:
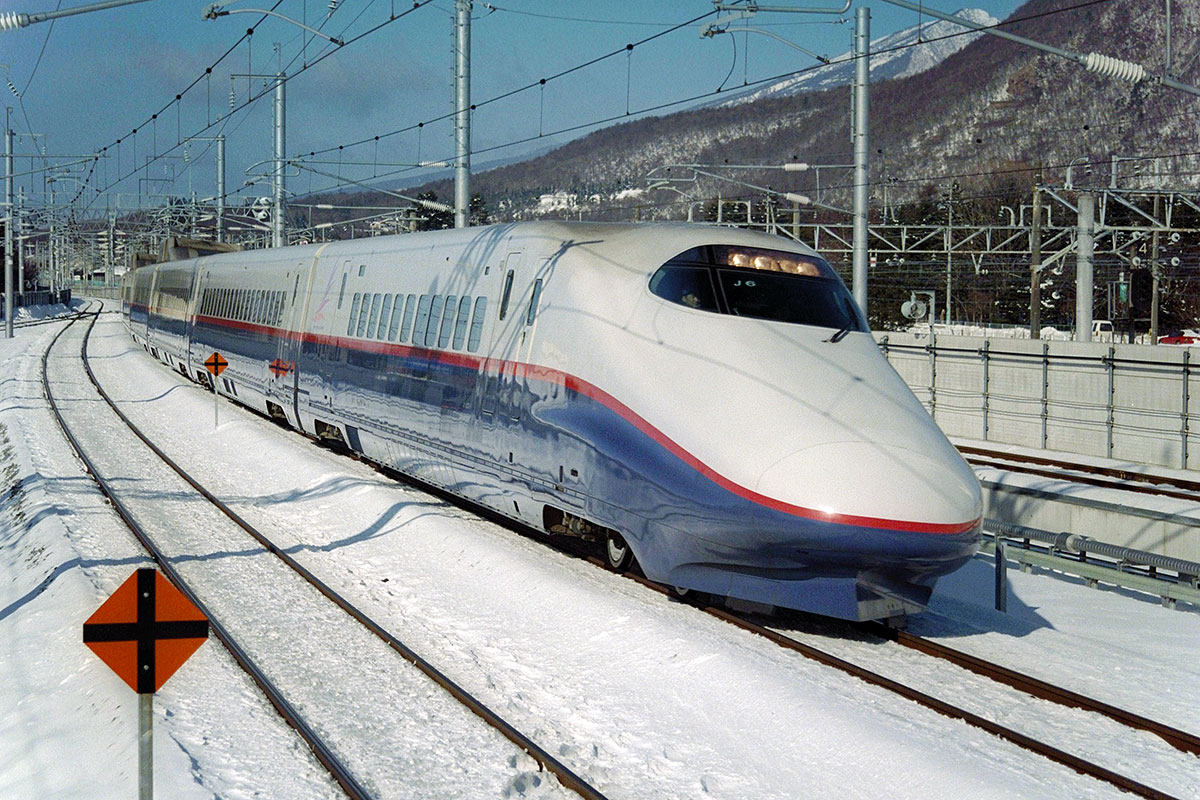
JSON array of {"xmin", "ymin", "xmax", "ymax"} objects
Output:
[{"xmin": 877, "ymin": 331, "xmax": 1200, "ymax": 470}]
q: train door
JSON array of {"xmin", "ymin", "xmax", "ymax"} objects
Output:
[
  {"xmin": 267, "ymin": 264, "xmax": 306, "ymax": 426},
  {"xmin": 184, "ymin": 263, "xmax": 207, "ymax": 377},
  {"xmin": 477, "ymin": 250, "xmax": 522, "ymax": 421}
]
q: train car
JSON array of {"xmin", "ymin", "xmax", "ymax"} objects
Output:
[{"xmin": 122, "ymin": 221, "xmax": 982, "ymax": 621}]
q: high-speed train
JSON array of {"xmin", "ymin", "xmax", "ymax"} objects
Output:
[{"xmin": 122, "ymin": 221, "xmax": 982, "ymax": 621}]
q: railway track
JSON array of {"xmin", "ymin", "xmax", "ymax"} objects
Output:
[
  {"xmin": 545, "ymin": 549, "xmax": 1193, "ymax": 800},
  {"xmin": 721, "ymin": 607, "xmax": 1192, "ymax": 800},
  {"xmin": 44, "ymin": 305, "xmax": 607, "ymax": 800},
  {"xmin": 961, "ymin": 444, "xmax": 1200, "ymax": 502},
  {"xmin": 50, "ymin": 307, "xmax": 1194, "ymax": 798}
]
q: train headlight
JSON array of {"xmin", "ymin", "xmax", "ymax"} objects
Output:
[{"xmin": 723, "ymin": 249, "xmax": 821, "ymax": 277}]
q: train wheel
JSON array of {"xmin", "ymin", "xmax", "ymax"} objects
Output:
[{"xmin": 604, "ymin": 531, "xmax": 633, "ymax": 572}]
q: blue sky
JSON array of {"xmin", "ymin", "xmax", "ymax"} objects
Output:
[{"xmin": 1, "ymin": 0, "xmax": 1023, "ymax": 212}]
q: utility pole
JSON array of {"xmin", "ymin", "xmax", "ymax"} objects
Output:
[
  {"xmin": 1030, "ymin": 186, "xmax": 1042, "ymax": 338},
  {"xmin": 273, "ymin": 46, "xmax": 286, "ymax": 248},
  {"xmin": 1150, "ymin": 192, "xmax": 1161, "ymax": 343},
  {"xmin": 454, "ymin": 0, "xmax": 472, "ymax": 229},
  {"xmin": 851, "ymin": 5, "xmax": 870, "ymax": 315},
  {"xmin": 5, "ymin": 115, "xmax": 13, "ymax": 338},
  {"xmin": 16, "ymin": 186, "xmax": 23, "ymax": 294},
  {"xmin": 216, "ymin": 135, "xmax": 226, "ymax": 243},
  {"xmin": 944, "ymin": 182, "xmax": 952, "ymax": 325},
  {"xmin": 1076, "ymin": 192, "xmax": 1095, "ymax": 342}
]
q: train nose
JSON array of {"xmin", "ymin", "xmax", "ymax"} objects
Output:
[{"xmin": 756, "ymin": 441, "xmax": 982, "ymax": 531}]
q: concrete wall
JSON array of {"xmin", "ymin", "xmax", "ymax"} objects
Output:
[{"xmin": 876, "ymin": 332, "xmax": 1197, "ymax": 469}]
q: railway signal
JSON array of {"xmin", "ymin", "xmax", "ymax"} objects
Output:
[
  {"xmin": 204, "ymin": 352, "xmax": 226, "ymax": 428},
  {"xmin": 83, "ymin": 568, "xmax": 209, "ymax": 799}
]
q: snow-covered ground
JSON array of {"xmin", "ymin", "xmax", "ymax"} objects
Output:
[{"xmin": 3, "ymin": 303, "xmax": 1199, "ymax": 799}]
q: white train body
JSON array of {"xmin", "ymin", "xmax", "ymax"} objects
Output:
[{"xmin": 123, "ymin": 221, "xmax": 982, "ymax": 621}]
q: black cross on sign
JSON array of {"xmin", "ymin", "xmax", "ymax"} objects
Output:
[
  {"xmin": 83, "ymin": 569, "xmax": 209, "ymax": 694},
  {"xmin": 205, "ymin": 352, "xmax": 228, "ymax": 376}
]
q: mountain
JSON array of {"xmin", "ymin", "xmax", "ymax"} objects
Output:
[
  {"xmin": 323, "ymin": 0, "xmax": 1199, "ymax": 225},
  {"xmin": 712, "ymin": 8, "xmax": 999, "ymax": 105}
]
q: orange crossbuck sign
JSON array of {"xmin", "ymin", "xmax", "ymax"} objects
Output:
[
  {"xmin": 83, "ymin": 569, "xmax": 208, "ymax": 694},
  {"xmin": 204, "ymin": 352, "xmax": 228, "ymax": 376}
]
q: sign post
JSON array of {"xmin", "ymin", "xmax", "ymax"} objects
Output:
[
  {"xmin": 83, "ymin": 568, "xmax": 209, "ymax": 800},
  {"xmin": 204, "ymin": 352, "xmax": 228, "ymax": 429}
]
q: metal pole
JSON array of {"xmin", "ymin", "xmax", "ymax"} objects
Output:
[
  {"xmin": 5, "ymin": 119, "xmax": 13, "ymax": 338},
  {"xmin": 1030, "ymin": 186, "xmax": 1042, "ymax": 338},
  {"xmin": 945, "ymin": 183, "xmax": 952, "ymax": 325},
  {"xmin": 139, "ymin": 692, "xmax": 153, "ymax": 800},
  {"xmin": 1076, "ymin": 191, "xmax": 1095, "ymax": 342},
  {"xmin": 994, "ymin": 536, "xmax": 1008, "ymax": 613},
  {"xmin": 1151, "ymin": 192, "xmax": 1161, "ymax": 344},
  {"xmin": 851, "ymin": 6, "xmax": 869, "ymax": 315},
  {"xmin": 16, "ymin": 186, "xmax": 23, "ymax": 296},
  {"xmin": 454, "ymin": 0, "xmax": 472, "ymax": 229},
  {"xmin": 216, "ymin": 135, "xmax": 226, "ymax": 243},
  {"xmin": 272, "ymin": 52, "xmax": 286, "ymax": 248}
]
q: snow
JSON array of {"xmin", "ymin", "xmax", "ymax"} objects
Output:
[
  {"xmin": 3, "ymin": 302, "xmax": 1199, "ymax": 798},
  {"xmin": 713, "ymin": 8, "xmax": 999, "ymax": 107}
]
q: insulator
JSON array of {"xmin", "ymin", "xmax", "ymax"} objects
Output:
[
  {"xmin": 1083, "ymin": 52, "xmax": 1147, "ymax": 83},
  {"xmin": 0, "ymin": 12, "xmax": 28, "ymax": 31}
]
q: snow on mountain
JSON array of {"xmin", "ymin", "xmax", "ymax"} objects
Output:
[{"xmin": 716, "ymin": 8, "xmax": 1000, "ymax": 105}]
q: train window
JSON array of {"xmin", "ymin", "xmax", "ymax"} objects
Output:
[
  {"xmin": 388, "ymin": 295, "xmax": 404, "ymax": 341},
  {"xmin": 426, "ymin": 295, "xmax": 445, "ymax": 347},
  {"xmin": 526, "ymin": 279, "xmax": 543, "ymax": 325},
  {"xmin": 452, "ymin": 296, "xmax": 471, "ymax": 349},
  {"xmin": 414, "ymin": 295, "xmax": 431, "ymax": 344},
  {"xmin": 365, "ymin": 293, "xmax": 382, "ymax": 338},
  {"xmin": 254, "ymin": 291, "xmax": 263, "ymax": 324},
  {"xmin": 358, "ymin": 264, "xmax": 366, "ymax": 277},
  {"xmin": 338, "ymin": 273, "xmax": 348, "ymax": 309},
  {"xmin": 649, "ymin": 245, "xmax": 865, "ymax": 333},
  {"xmin": 717, "ymin": 269, "xmax": 864, "ymax": 331},
  {"xmin": 468, "ymin": 297, "xmax": 487, "ymax": 352},
  {"xmin": 276, "ymin": 291, "xmax": 285, "ymax": 325},
  {"xmin": 359, "ymin": 293, "xmax": 378, "ymax": 338},
  {"xmin": 379, "ymin": 294, "xmax": 394, "ymax": 339},
  {"xmin": 499, "ymin": 270, "xmax": 514, "ymax": 320},
  {"xmin": 438, "ymin": 295, "xmax": 457, "ymax": 348},
  {"xmin": 399, "ymin": 294, "xmax": 416, "ymax": 342},
  {"xmin": 347, "ymin": 293, "xmax": 362, "ymax": 336},
  {"xmin": 648, "ymin": 267, "xmax": 719, "ymax": 312}
]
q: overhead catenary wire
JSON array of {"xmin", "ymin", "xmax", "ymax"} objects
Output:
[{"xmin": 284, "ymin": 0, "xmax": 1132, "ymax": 205}]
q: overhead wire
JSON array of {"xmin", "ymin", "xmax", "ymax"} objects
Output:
[
  {"xmin": 75, "ymin": 0, "xmax": 438, "ymax": 211},
  {"xmin": 287, "ymin": 0, "xmax": 1127, "ymax": 203}
]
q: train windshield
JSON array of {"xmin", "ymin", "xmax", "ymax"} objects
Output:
[{"xmin": 650, "ymin": 245, "xmax": 866, "ymax": 332}]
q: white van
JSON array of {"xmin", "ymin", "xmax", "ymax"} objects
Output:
[{"xmin": 1092, "ymin": 320, "xmax": 1114, "ymax": 341}]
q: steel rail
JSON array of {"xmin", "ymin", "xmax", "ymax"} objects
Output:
[
  {"xmin": 864, "ymin": 623, "xmax": 1200, "ymax": 756},
  {"xmin": 961, "ymin": 444, "xmax": 1200, "ymax": 500},
  {"xmin": 72, "ymin": 308, "xmax": 608, "ymax": 800},
  {"xmin": 42, "ymin": 305, "xmax": 372, "ymax": 800},
  {"xmin": 706, "ymin": 606, "xmax": 1183, "ymax": 800},
  {"xmin": 564, "ymin": 556, "xmax": 1185, "ymax": 800}
]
